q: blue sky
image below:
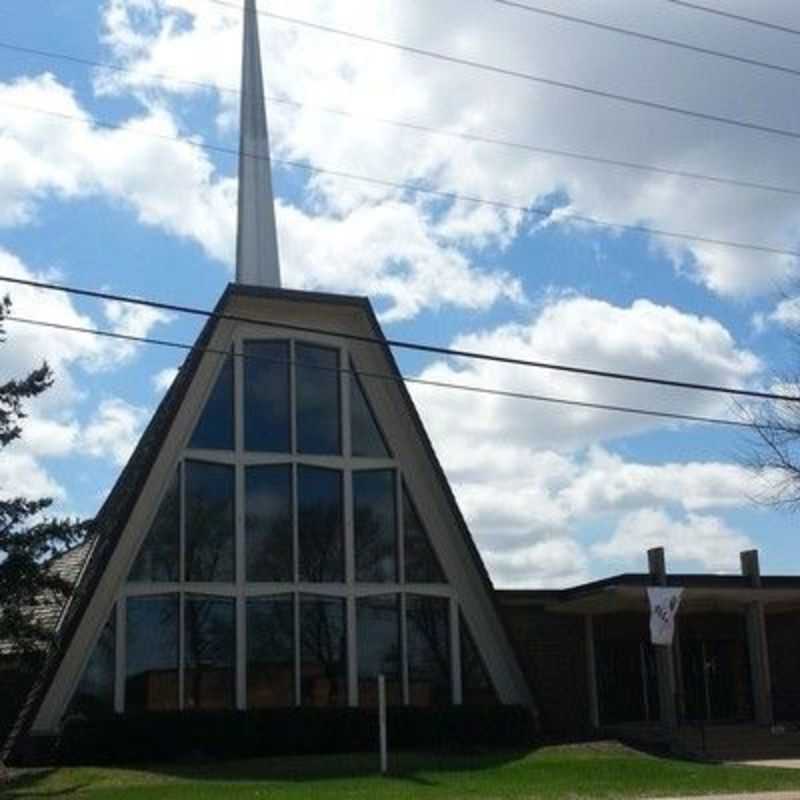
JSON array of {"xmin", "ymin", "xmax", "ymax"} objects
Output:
[{"xmin": 2, "ymin": 0, "xmax": 800, "ymax": 586}]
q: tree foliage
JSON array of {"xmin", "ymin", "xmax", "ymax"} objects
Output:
[{"xmin": 0, "ymin": 296, "xmax": 89, "ymax": 654}]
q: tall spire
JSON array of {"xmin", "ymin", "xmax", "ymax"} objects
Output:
[{"xmin": 236, "ymin": 0, "xmax": 281, "ymax": 287}]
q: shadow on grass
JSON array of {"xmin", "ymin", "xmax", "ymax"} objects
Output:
[{"xmin": 1, "ymin": 748, "xmax": 537, "ymax": 795}]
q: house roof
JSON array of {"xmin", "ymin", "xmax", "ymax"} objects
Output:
[
  {"xmin": 0, "ymin": 538, "xmax": 95, "ymax": 658},
  {"xmin": 6, "ymin": 283, "xmax": 514, "ymax": 759},
  {"xmin": 497, "ymin": 572, "xmax": 800, "ymax": 615}
]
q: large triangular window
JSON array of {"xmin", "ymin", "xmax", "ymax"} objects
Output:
[
  {"xmin": 128, "ymin": 470, "xmax": 179, "ymax": 583},
  {"xmin": 189, "ymin": 353, "xmax": 234, "ymax": 450},
  {"xmin": 403, "ymin": 487, "xmax": 445, "ymax": 583},
  {"xmin": 350, "ymin": 368, "xmax": 389, "ymax": 458}
]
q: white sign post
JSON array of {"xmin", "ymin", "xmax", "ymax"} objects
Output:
[
  {"xmin": 378, "ymin": 674, "xmax": 388, "ymax": 775},
  {"xmin": 647, "ymin": 587, "xmax": 683, "ymax": 646}
]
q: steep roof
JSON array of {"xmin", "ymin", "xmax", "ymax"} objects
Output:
[{"xmin": 6, "ymin": 283, "xmax": 519, "ymax": 759}]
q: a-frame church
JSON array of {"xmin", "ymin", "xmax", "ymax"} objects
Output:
[
  {"xmin": 13, "ymin": 0, "xmax": 800, "ymax": 766},
  {"xmin": 6, "ymin": 0, "xmax": 532, "ymax": 760}
]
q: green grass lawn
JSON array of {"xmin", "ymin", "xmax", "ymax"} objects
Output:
[{"xmin": 4, "ymin": 742, "xmax": 800, "ymax": 799}]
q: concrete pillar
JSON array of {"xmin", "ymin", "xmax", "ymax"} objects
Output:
[
  {"xmin": 585, "ymin": 615, "xmax": 600, "ymax": 729},
  {"xmin": 741, "ymin": 550, "xmax": 773, "ymax": 726},
  {"xmin": 648, "ymin": 547, "xmax": 678, "ymax": 731}
]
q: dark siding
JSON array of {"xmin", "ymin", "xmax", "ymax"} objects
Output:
[
  {"xmin": 500, "ymin": 604, "xmax": 589, "ymax": 735},
  {"xmin": 767, "ymin": 611, "xmax": 800, "ymax": 721}
]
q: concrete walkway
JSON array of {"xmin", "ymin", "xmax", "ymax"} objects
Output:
[
  {"xmin": 738, "ymin": 760, "xmax": 800, "ymax": 770},
  {"xmin": 654, "ymin": 794, "xmax": 800, "ymax": 800}
]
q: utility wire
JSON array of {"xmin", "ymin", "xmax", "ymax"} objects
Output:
[
  {"xmin": 3, "ymin": 314, "xmax": 783, "ymax": 433},
  {"xmin": 1, "ymin": 273, "xmax": 797, "ymax": 404},
  {"xmin": 3, "ymin": 39, "xmax": 800, "ymax": 199},
  {"xmin": 662, "ymin": 0, "xmax": 800, "ymax": 37},
  {"xmin": 208, "ymin": 0, "xmax": 800, "ymax": 143},
  {"xmin": 4, "ymin": 99, "xmax": 800, "ymax": 260},
  {"xmin": 492, "ymin": 0, "xmax": 800, "ymax": 79}
]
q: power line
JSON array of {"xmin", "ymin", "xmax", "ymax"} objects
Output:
[
  {"xmin": 1, "ymin": 273, "xmax": 796, "ymax": 404},
  {"xmin": 209, "ymin": 0, "xmax": 800, "ymax": 143},
  {"xmin": 662, "ymin": 0, "xmax": 800, "ymax": 37},
  {"xmin": 4, "ymin": 99, "xmax": 800, "ymax": 260},
  {"xmin": 3, "ymin": 314, "xmax": 780, "ymax": 433},
  {"xmin": 492, "ymin": 0, "xmax": 800, "ymax": 79},
  {"xmin": 3, "ymin": 39, "xmax": 800, "ymax": 199}
]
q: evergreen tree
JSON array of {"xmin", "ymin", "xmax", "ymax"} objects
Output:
[{"xmin": 0, "ymin": 296, "xmax": 88, "ymax": 775}]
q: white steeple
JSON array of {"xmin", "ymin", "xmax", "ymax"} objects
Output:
[{"xmin": 236, "ymin": 0, "xmax": 281, "ymax": 287}]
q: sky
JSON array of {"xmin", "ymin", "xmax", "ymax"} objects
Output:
[{"xmin": 2, "ymin": 0, "xmax": 800, "ymax": 587}]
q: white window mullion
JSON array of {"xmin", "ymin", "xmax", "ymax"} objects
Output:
[
  {"xmin": 450, "ymin": 598, "xmax": 462, "ymax": 705},
  {"xmin": 396, "ymin": 471, "xmax": 405, "ymax": 586},
  {"xmin": 114, "ymin": 596, "xmax": 126, "ymax": 714},
  {"xmin": 347, "ymin": 595, "xmax": 357, "ymax": 707},
  {"xmin": 400, "ymin": 592, "xmax": 409, "ymax": 706},
  {"xmin": 290, "ymin": 339, "xmax": 297, "ymax": 454},
  {"xmin": 294, "ymin": 591, "xmax": 301, "ymax": 707},
  {"xmin": 341, "ymin": 345, "xmax": 351, "ymax": 460},
  {"xmin": 178, "ymin": 591, "xmax": 185, "ymax": 710},
  {"xmin": 237, "ymin": 593, "xmax": 246, "ymax": 710}
]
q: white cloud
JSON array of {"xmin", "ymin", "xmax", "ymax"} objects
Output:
[
  {"xmin": 407, "ymin": 294, "xmax": 766, "ymax": 584},
  {"xmin": 96, "ymin": 0, "xmax": 800, "ymax": 297},
  {"xmin": 81, "ymin": 397, "xmax": 149, "ymax": 466},
  {"xmin": 592, "ymin": 508, "xmax": 753, "ymax": 572},
  {"xmin": 0, "ymin": 249, "xmax": 168, "ymax": 505},
  {"xmin": 0, "ymin": 451, "xmax": 67, "ymax": 502},
  {"xmin": 412, "ymin": 295, "xmax": 760, "ymax": 455},
  {"xmin": 152, "ymin": 366, "xmax": 178, "ymax": 393},
  {"xmin": 486, "ymin": 539, "xmax": 590, "ymax": 589}
]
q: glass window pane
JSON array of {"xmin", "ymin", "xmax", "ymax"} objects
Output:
[
  {"xmin": 189, "ymin": 354, "xmax": 234, "ymax": 450},
  {"xmin": 404, "ymin": 488, "xmax": 446, "ymax": 583},
  {"xmin": 68, "ymin": 610, "xmax": 115, "ymax": 718},
  {"xmin": 460, "ymin": 613, "xmax": 498, "ymax": 706},
  {"xmin": 298, "ymin": 466, "xmax": 344, "ymax": 583},
  {"xmin": 184, "ymin": 595, "xmax": 236, "ymax": 710},
  {"xmin": 246, "ymin": 465, "xmax": 293, "ymax": 582},
  {"xmin": 244, "ymin": 340, "xmax": 290, "ymax": 453},
  {"xmin": 296, "ymin": 344, "xmax": 340, "ymax": 455},
  {"xmin": 247, "ymin": 595, "xmax": 294, "ymax": 708},
  {"xmin": 357, "ymin": 594, "xmax": 402, "ymax": 706},
  {"xmin": 129, "ymin": 470, "xmax": 179, "ymax": 583},
  {"xmin": 300, "ymin": 595, "xmax": 347, "ymax": 707},
  {"xmin": 351, "ymin": 371, "xmax": 389, "ymax": 458},
  {"xmin": 125, "ymin": 595, "xmax": 178, "ymax": 712},
  {"xmin": 354, "ymin": 470, "xmax": 397, "ymax": 582},
  {"xmin": 185, "ymin": 460, "xmax": 235, "ymax": 582},
  {"xmin": 407, "ymin": 596, "xmax": 450, "ymax": 707}
]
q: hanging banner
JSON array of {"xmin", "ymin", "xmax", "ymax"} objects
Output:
[{"xmin": 647, "ymin": 587, "xmax": 683, "ymax": 646}]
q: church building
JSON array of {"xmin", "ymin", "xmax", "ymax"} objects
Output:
[
  {"xmin": 6, "ymin": 0, "xmax": 800, "ymax": 766},
  {"xmin": 6, "ymin": 0, "xmax": 531, "ymax": 762}
]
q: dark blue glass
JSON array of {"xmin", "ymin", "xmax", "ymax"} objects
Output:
[
  {"xmin": 296, "ymin": 344, "xmax": 341, "ymax": 455},
  {"xmin": 68, "ymin": 610, "xmax": 115, "ymax": 717},
  {"xmin": 185, "ymin": 460, "xmax": 235, "ymax": 582},
  {"xmin": 298, "ymin": 466, "xmax": 344, "ymax": 583},
  {"xmin": 189, "ymin": 354, "xmax": 234, "ymax": 450},
  {"xmin": 407, "ymin": 595, "xmax": 450, "ymax": 707},
  {"xmin": 300, "ymin": 595, "xmax": 347, "ymax": 707},
  {"xmin": 403, "ymin": 487, "xmax": 446, "ymax": 583},
  {"xmin": 247, "ymin": 595, "xmax": 295, "ymax": 708},
  {"xmin": 246, "ymin": 465, "xmax": 293, "ymax": 582},
  {"xmin": 356, "ymin": 594, "xmax": 402, "ymax": 706},
  {"xmin": 460, "ymin": 613, "xmax": 497, "ymax": 706},
  {"xmin": 350, "ymin": 370, "xmax": 389, "ymax": 458},
  {"xmin": 354, "ymin": 470, "xmax": 397, "ymax": 582},
  {"xmin": 244, "ymin": 340, "xmax": 291, "ymax": 452},
  {"xmin": 129, "ymin": 470, "xmax": 179, "ymax": 582},
  {"xmin": 125, "ymin": 595, "xmax": 179, "ymax": 712},
  {"xmin": 184, "ymin": 595, "xmax": 236, "ymax": 710}
]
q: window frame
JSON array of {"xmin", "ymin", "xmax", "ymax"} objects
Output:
[{"xmin": 72, "ymin": 332, "xmax": 481, "ymax": 719}]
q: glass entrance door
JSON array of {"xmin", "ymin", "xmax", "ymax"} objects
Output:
[{"xmin": 682, "ymin": 638, "xmax": 741, "ymax": 721}]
